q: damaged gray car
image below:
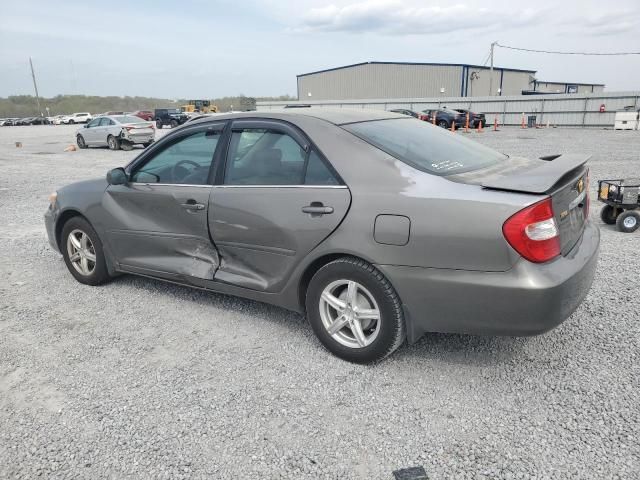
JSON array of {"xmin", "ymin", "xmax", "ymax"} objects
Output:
[{"xmin": 45, "ymin": 110, "xmax": 599, "ymax": 363}]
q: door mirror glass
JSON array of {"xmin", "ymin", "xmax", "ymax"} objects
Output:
[{"xmin": 106, "ymin": 167, "xmax": 128, "ymax": 185}]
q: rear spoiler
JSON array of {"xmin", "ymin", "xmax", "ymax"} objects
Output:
[{"xmin": 482, "ymin": 154, "xmax": 591, "ymax": 194}]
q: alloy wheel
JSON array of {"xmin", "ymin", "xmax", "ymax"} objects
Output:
[
  {"xmin": 623, "ymin": 216, "xmax": 637, "ymax": 229},
  {"xmin": 319, "ymin": 279, "xmax": 381, "ymax": 349},
  {"xmin": 66, "ymin": 229, "xmax": 96, "ymax": 276}
]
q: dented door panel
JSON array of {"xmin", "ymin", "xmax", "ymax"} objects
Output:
[{"xmin": 102, "ymin": 183, "xmax": 219, "ymax": 278}]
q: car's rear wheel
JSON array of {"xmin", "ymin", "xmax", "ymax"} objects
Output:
[
  {"xmin": 76, "ymin": 135, "xmax": 87, "ymax": 149},
  {"xmin": 616, "ymin": 210, "xmax": 640, "ymax": 233},
  {"xmin": 437, "ymin": 119, "xmax": 448, "ymax": 128},
  {"xmin": 107, "ymin": 135, "xmax": 120, "ymax": 150},
  {"xmin": 61, "ymin": 217, "xmax": 111, "ymax": 286},
  {"xmin": 143, "ymin": 141, "xmax": 153, "ymax": 148},
  {"xmin": 69, "ymin": 119, "xmax": 75, "ymax": 124},
  {"xmin": 156, "ymin": 120, "xmax": 163, "ymax": 129},
  {"xmin": 306, "ymin": 257, "xmax": 405, "ymax": 363},
  {"xmin": 170, "ymin": 119, "xmax": 179, "ymax": 128},
  {"xmin": 600, "ymin": 205, "xmax": 620, "ymax": 225}
]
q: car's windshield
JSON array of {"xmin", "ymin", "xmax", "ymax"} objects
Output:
[
  {"xmin": 113, "ymin": 115, "xmax": 144, "ymax": 124},
  {"xmin": 343, "ymin": 118, "xmax": 506, "ymax": 175}
]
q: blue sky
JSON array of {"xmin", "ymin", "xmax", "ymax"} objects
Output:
[{"xmin": 1, "ymin": 0, "xmax": 639, "ymax": 98}]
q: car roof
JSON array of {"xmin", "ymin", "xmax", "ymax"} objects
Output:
[{"xmin": 187, "ymin": 108, "xmax": 405, "ymax": 127}]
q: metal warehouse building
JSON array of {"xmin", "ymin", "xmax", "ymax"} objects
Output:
[{"xmin": 297, "ymin": 62, "xmax": 604, "ymax": 100}]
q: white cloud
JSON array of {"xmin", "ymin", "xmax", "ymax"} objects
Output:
[{"xmin": 298, "ymin": 0, "xmax": 545, "ymax": 35}]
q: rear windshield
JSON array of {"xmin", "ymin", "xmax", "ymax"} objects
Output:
[
  {"xmin": 113, "ymin": 115, "xmax": 144, "ymax": 123},
  {"xmin": 343, "ymin": 118, "xmax": 506, "ymax": 175}
]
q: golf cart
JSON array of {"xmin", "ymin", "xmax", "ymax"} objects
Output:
[{"xmin": 598, "ymin": 178, "xmax": 640, "ymax": 233}]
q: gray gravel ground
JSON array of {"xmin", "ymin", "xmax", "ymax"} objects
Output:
[{"xmin": 0, "ymin": 124, "xmax": 639, "ymax": 479}]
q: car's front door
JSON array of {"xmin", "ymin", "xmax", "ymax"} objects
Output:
[
  {"xmin": 102, "ymin": 123, "xmax": 225, "ymax": 280},
  {"xmin": 83, "ymin": 118, "xmax": 101, "ymax": 143},
  {"xmin": 209, "ymin": 120, "xmax": 351, "ymax": 292}
]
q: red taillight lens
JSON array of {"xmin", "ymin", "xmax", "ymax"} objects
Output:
[{"xmin": 503, "ymin": 198, "xmax": 561, "ymax": 263}]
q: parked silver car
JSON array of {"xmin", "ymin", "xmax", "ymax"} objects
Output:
[
  {"xmin": 47, "ymin": 110, "xmax": 599, "ymax": 363},
  {"xmin": 76, "ymin": 115, "xmax": 155, "ymax": 151}
]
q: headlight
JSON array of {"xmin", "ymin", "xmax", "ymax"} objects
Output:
[{"xmin": 48, "ymin": 191, "xmax": 57, "ymax": 208}]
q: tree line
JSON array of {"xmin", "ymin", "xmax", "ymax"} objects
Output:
[{"xmin": 0, "ymin": 94, "xmax": 297, "ymax": 117}]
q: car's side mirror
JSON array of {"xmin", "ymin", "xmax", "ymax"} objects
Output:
[{"xmin": 106, "ymin": 167, "xmax": 127, "ymax": 185}]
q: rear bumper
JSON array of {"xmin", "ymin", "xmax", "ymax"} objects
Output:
[{"xmin": 377, "ymin": 221, "xmax": 600, "ymax": 343}]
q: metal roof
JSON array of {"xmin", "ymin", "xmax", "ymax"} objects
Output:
[
  {"xmin": 535, "ymin": 80, "xmax": 606, "ymax": 87},
  {"xmin": 297, "ymin": 61, "xmax": 537, "ymax": 78}
]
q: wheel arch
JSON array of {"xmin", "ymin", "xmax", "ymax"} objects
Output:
[{"xmin": 296, "ymin": 252, "xmax": 401, "ymax": 313}]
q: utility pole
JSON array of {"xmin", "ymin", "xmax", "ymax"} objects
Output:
[
  {"xmin": 488, "ymin": 41, "xmax": 497, "ymax": 96},
  {"xmin": 29, "ymin": 57, "xmax": 42, "ymax": 116}
]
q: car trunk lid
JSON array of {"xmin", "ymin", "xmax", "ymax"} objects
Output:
[{"xmin": 449, "ymin": 153, "xmax": 590, "ymax": 256}]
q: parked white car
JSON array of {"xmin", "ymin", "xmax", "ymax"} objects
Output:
[
  {"xmin": 62, "ymin": 112, "xmax": 92, "ymax": 124},
  {"xmin": 49, "ymin": 115, "xmax": 66, "ymax": 125},
  {"xmin": 76, "ymin": 115, "xmax": 155, "ymax": 150}
]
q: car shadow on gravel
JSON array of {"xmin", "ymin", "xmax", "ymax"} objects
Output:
[{"xmin": 107, "ymin": 273, "xmax": 532, "ymax": 364}]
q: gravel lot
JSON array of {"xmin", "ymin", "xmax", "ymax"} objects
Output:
[{"xmin": 0, "ymin": 124, "xmax": 639, "ymax": 479}]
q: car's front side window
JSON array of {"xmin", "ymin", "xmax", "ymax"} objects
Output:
[
  {"xmin": 87, "ymin": 119, "xmax": 100, "ymax": 128},
  {"xmin": 131, "ymin": 130, "xmax": 221, "ymax": 185}
]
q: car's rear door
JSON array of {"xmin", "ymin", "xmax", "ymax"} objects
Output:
[
  {"xmin": 208, "ymin": 119, "xmax": 351, "ymax": 292},
  {"xmin": 102, "ymin": 123, "xmax": 225, "ymax": 280}
]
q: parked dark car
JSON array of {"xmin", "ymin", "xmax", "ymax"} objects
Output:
[
  {"xmin": 422, "ymin": 108, "xmax": 466, "ymax": 129},
  {"xmin": 132, "ymin": 110, "xmax": 154, "ymax": 121},
  {"xmin": 16, "ymin": 117, "xmax": 33, "ymax": 126},
  {"xmin": 30, "ymin": 116, "xmax": 50, "ymax": 125},
  {"xmin": 451, "ymin": 108, "xmax": 486, "ymax": 128},
  {"xmin": 389, "ymin": 109, "xmax": 429, "ymax": 121},
  {"xmin": 154, "ymin": 108, "xmax": 189, "ymax": 129},
  {"xmin": 45, "ymin": 109, "xmax": 599, "ymax": 363}
]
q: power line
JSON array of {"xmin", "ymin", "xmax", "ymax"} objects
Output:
[{"xmin": 496, "ymin": 43, "xmax": 640, "ymax": 56}]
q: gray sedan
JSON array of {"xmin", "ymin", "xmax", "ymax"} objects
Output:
[
  {"xmin": 46, "ymin": 110, "xmax": 599, "ymax": 363},
  {"xmin": 76, "ymin": 115, "xmax": 155, "ymax": 151}
]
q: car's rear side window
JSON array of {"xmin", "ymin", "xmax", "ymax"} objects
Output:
[{"xmin": 344, "ymin": 118, "xmax": 506, "ymax": 175}]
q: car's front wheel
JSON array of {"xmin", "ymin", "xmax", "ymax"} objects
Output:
[
  {"xmin": 61, "ymin": 217, "xmax": 111, "ymax": 286},
  {"xmin": 170, "ymin": 119, "xmax": 179, "ymax": 128},
  {"xmin": 69, "ymin": 119, "xmax": 75, "ymax": 124},
  {"xmin": 437, "ymin": 119, "xmax": 448, "ymax": 128},
  {"xmin": 306, "ymin": 257, "xmax": 406, "ymax": 363},
  {"xmin": 76, "ymin": 135, "xmax": 87, "ymax": 149},
  {"xmin": 156, "ymin": 120, "xmax": 163, "ymax": 129}
]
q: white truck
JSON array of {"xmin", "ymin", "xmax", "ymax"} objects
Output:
[{"xmin": 62, "ymin": 112, "xmax": 93, "ymax": 124}]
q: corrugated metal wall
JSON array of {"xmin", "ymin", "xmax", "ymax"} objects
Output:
[
  {"xmin": 298, "ymin": 64, "xmax": 463, "ymax": 100},
  {"xmin": 257, "ymin": 91, "xmax": 640, "ymax": 127},
  {"xmin": 297, "ymin": 63, "xmax": 537, "ymax": 100}
]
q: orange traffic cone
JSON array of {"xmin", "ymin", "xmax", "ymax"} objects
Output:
[
  {"xmin": 451, "ymin": 121, "xmax": 456, "ymax": 132},
  {"xmin": 521, "ymin": 113, "xmax": 526, "ymax": 129},
  {"xmin": 432, "ymin": 112, "xmax": 437, "ymax": 126},
  {"xmin": 477, "ymin": 120, "xmax": 483, "ymax": 133},
  {"xmin": 493, "ymin": 116, "xmax": 498, "ymax": 131},
  {"xmin": 465, "ymin": 113, "xmax": 470, "ymax": 133}
]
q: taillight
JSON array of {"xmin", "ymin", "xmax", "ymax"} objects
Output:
[{"xmin": 502, "ymin": 198, "xmax": 560, "ymax": 263}]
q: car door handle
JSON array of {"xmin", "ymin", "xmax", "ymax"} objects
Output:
[
  {"xmin": 181, "ymin": 202, "xmax": 205, "ymax": 211},
  {"xmin": 302, "ymin": 204, "xmax": 334, "ymax": 215}
]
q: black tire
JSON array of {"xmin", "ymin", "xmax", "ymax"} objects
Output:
[
  {"xmin": 170, "ymin": 119, "xmax": 179, "ymax": 128},
  {"xmin": 120, "ymin": 140, "xmax": 133, "ymax": 151},
  {"xmin": 616, "ymin": 210, "xmax": 640, "ymax": 233},
  {"xmin": 69, "ymin": 119, "xmax": 75, "ymax": 124},
  {"xmin": 60, "ymin": 216, "xmax": 111, "ymax": 286},
  {"xmin": 107, "ymin": 135, "xmax": 120, "ymax": 150},
  {"xmin": 437, "ymin": 119, "xmax": 448, "ymax": 128},
  {"xmin": 76, "ymin": 135, "xmax": 87, "ymax": 149},
  {"xmin": 143, "ymin": 141, "xmax": 153, "ymax": 148},
  {"xmin": 600, "ymin": 205, "xmax": 619, "ymax": 225},
  {"xmin": 156, "ymin": 120, "xmax": 163, "ymax": 129},
  {"xmin": 305, "ymin": 257, "xmax": 406, "ymax": 363}
]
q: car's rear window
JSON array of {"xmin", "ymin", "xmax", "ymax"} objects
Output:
[
  {"xmin": 113, "ymin": 116, "xmax": 144, "ymax": 124},
  {"xmin": 343, "ymin": 118, "xmax": 506, "ymax": 175}
]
